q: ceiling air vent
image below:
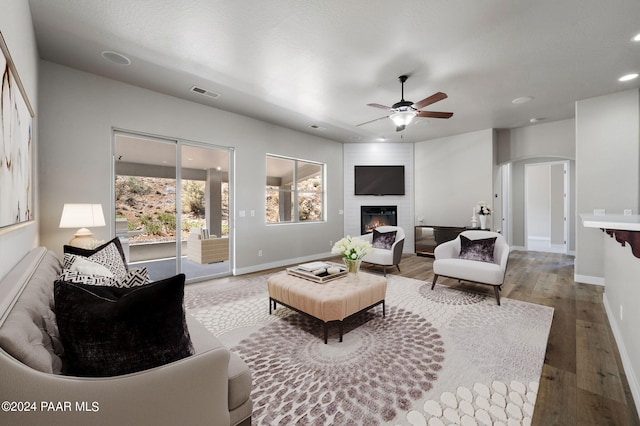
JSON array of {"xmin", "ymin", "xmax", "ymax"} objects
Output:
[{"xmin": 190, "ymin": 86, "xmax": 220, "ymax": 99}]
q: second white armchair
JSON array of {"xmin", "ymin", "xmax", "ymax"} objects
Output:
[{"xmin": 432, "ymin": 230, "xmax": 510, "ymax": 305}]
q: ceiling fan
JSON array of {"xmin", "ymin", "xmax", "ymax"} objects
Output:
[{"xmin": 358, "ymin": 75, "xmax": 453, "ymax": 132}]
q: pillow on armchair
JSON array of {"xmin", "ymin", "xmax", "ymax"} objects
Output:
[
  {"xmin": 372, "ymin": 229, "xmax": 397, "ymax": 250},
  {"xmin": 458, "ymin": 235, "xmax": 496, "ymax": 263}
]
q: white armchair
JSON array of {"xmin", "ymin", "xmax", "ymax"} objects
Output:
[
  {"xmin": 360, "ymin": 226, "xmax": 405, "ymax": 276},
  {"xmin": 431, "ymin": 230, "xmax": 509, "ymax": 305}
]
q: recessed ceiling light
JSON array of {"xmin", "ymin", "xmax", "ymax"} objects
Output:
[
  {"xmin": 632, "ymin": 33, "xmax": 640, "ymax": 42},
  {"xmin": 310, "ymin": 125, "xmax": 326, "ymax": 131},
  {"xmin": 101, "ymin": 50, "xmax": 131, "ymax": 65},
  {"xmin": 530, "ymin": 117, "xmax": 545, "ymax": 123},
  {"xmin": 618, "ymin": 73, "xmax": 639, "ymax": 82},
  {"xmin": 512, "ymin": 96, "xmax": 534, "ymax": 104}
]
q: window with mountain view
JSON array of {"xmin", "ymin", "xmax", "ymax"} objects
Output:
[{"xmin": 266, "ymin": 155, "xmax": 324, "ymax": 224}]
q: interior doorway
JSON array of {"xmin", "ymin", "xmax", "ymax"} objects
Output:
[
  {"xmin": 113, "ymin": 131, "xmax": 232, "ymax": 282},
  {"xmin": 525, "ymin": 161, "xmax": 568, "ymax": 253}
]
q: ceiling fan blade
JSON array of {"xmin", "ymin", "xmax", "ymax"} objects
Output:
[
  {"xmin": 416, "ymin": 111, "xmax": 454, "ymax": 119},
  {"xmin": 395, "ymin": 124, "xmax": 406, "ymax": 132},
  {"xmin": 357, "ymin": 116, "xmax": 389, "ymax": 127},
  {"xmin": 412, "ymin": 92, "xmax": 448, "ymax": 110},
  {"xmin": 367, "ymin": 103, "xmax": 392, "ymax": 110}
]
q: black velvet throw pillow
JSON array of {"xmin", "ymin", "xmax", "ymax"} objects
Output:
[
  {"xmin": 372, "ymin": 229, "xmax": 397, "ymax": 249},
  {"xmin": 54, "ymin": 273, "xmax": 194, "ymax": 377},
  {"xmin": 458, "ymin": 235, "xmax": 497, "ymax": 263}
]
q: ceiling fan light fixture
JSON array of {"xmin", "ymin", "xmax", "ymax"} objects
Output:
[{"xmin": 390, "ymin": 110, "xmax": 417, "ymax": 127}]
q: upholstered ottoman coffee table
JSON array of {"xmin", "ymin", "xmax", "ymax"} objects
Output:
[{"xmin": 267, "ymin": 271, "xmax": 387, "ymax": 343}]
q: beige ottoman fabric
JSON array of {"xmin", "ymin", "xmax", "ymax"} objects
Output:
[{"xmin": 267, "ymin": 272, "xmax": 387, "ymax": 342}]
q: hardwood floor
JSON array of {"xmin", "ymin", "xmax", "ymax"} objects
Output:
[{"xmin": 225, "ymin": 250, "xmax": 640, "ymax": 425}]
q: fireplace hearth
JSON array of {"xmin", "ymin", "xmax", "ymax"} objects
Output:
[{"xmin": 361, "ymin": 206, "xmax": 397, "ymax": 234}]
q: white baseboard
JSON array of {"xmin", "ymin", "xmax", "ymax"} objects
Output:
[
  {"xmin": 603, "ymin": 293, "xmax": 640, "ymax": 418},
  {"xmin": 233, "ymin": 252, "xmax": 333, "ymax": 276},
  {"xmin": 574, "ymin": 274, "xmax": 605, "ymax": 286}
]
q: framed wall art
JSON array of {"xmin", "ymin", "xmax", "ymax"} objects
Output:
[{"xmin": 0, "ymin": 32, "xmax": 34, "ymax": 230}]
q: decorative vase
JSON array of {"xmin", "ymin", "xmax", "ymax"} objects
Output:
[
  {"xmin": 479, "ymin": 215, "xmax": 487, "ymax": 230},
  {"xmin": 343, "ymin": 258, "xmax": 362, "ymax": 281}
]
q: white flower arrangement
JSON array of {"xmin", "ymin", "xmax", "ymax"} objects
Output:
[
  {"xmin": 476, "ymin": 201, "xmax": 492, "ymax": 216},
  {"xmin": 331, "ymin": 236, "xmax": 373, "ymax": 260}
]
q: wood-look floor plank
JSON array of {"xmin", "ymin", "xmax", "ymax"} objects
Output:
[
  {"xmin": 533, "ymin": 364, "xmax": 577, "ymax": 425},
  {"xmin": 577, "ymin": 387, "xmax": 640, "ymax": 426},
  {"xmin": 576, "ymin": 319, "xmax": 626, "ymax": 403}
]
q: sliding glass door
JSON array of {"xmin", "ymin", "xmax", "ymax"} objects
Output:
[
  {"xmin": 179, "ymin": 143, "xmax": 231, "ymax": 279},
  {"xmin": 114, "ymin": 131, "xmax": 232, "ymax": 281}
]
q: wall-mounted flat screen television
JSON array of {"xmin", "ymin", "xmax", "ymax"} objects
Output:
[{"xmin": 354, "ymin": 165, "xmax": 405, "ymax": 195}]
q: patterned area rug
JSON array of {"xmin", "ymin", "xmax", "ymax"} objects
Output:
[{"xmin": 185, "ymin": 274, "xmax": 554, "ymax": 425}]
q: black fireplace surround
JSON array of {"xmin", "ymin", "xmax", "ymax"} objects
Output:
[{"xmin": 361, "ymin": 206, "xmax": 397, "ymax": 234}]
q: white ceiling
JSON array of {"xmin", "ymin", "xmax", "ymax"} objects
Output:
[{"xmin": 28, "ymin": 0, "xmax": 640, "ymax": 144}]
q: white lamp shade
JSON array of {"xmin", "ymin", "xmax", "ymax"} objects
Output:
[
  {"xmin": 390, "ymin": 110, "xmax": 417, "ymax": 127},
  {"xmin": 59, "ymin": 204, "xmax": 106, "ymax": 228}
]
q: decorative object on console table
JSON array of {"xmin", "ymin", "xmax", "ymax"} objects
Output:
[
  {"xmin": 331, "ymin": 236, "xmax": 373, "ymax": 281},
  {"xmin": 475, "ymin": 201, "xmax": 492, "ymax": 230},
  {"xmin": 59, "ymin": 204, "xmax": 106, "ymax": 248},
  {"xmin": 470, "ymin": 207, "xmax": 478, "ymax": 228}
]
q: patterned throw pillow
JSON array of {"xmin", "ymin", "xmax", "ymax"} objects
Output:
[
  {"xmin": 64, "ymin": 238, "xmax": 129, "ymax": 280},
  {"xmin": 58, "ymin": 267, "xmax": 150, "ymax": 288},
  {"xmin": 58, "ymin": 269, "xmax": 121, "ymax": 287},
  {"xmin": 458, "ymin": 235, "xmax": 497, "ymax": 263},
  {"xmin": 372, "ymin": 229, "xmax": 397, "ymax": 250},
  {"xmin": 122, "ymin": 268, "xmax": 150, "ymax": 287},
  {"xmin": 54, "ymin": 274, "xmax": 194, "ymax": 377}
]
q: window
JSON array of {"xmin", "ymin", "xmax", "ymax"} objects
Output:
[{"xmin": 266, "ymin": 155, "xmax": 324, "ymax": 223}]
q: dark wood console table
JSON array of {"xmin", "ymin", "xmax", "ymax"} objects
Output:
[{"xmin": 415, "ymin": 225, "xmax": 467, "ymax": 257}]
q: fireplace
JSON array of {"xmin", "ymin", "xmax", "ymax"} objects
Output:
[{"xmin": 361, "ymin": 206, "xmax": 397, "ymax": 234}]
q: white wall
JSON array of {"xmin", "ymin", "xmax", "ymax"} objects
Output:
[
  {"xmin": 575, "ymin": 89, "xmax": 640, "ymax": 283},
  {"xmin": 0, "ymin": 0, "xmax": 40, "ymax": 280},
  {"xmin": 343, "ymin": 143, "xmax": 414, "ymax": 251},
  {"xmin": 415, "ymin": 129, "xmax": 495, "ymax": 229},
  {"xmin": 37, "ymin": 61, "xmax": 344, "ymax": 274},
  {"xmin": 526, "ymin": 164, "xmax": 551, "ymax": 239},
  {"xmin": 497, "ymin": 119, "xmax": 576, "ymax": 164},
  {"xmin": 603, "ymin": 234, "xmax": 640, "ymax": 412}
]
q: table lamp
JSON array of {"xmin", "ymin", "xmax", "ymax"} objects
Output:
[{"xmin": 59, "ymin": 203, "xmax": 106, "ymax": 248}]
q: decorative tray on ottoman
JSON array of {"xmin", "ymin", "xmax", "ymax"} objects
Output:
[{"xmin": 286, "ymin": 261, "xmax": 348, "ymax": 283}]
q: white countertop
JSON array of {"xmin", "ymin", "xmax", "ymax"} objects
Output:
[{"xmin": 581, "ymin": 214, "xmax": 640, "ymax": 231}]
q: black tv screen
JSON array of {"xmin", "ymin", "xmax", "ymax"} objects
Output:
[{"xmin": 354, "ymin": 165, "xmax": 405, "ymax": 195}]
